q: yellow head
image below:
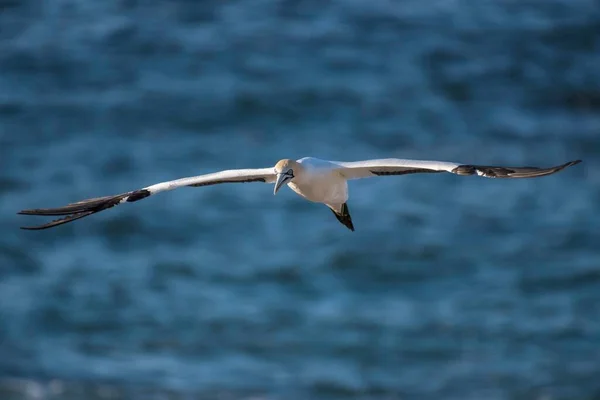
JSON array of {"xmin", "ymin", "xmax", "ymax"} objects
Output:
[{"xmin": 273, "ymin": 159, "xmax": 300, "ymax": 194}]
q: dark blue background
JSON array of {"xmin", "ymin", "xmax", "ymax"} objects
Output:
[{"xmin": 0, "ymin": 1, "xmax": 598, "ymax": 399}]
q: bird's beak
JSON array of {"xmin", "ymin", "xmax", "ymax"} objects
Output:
[{"xmin": 273, "ymin": 173, "xmax": 290, "ymax": 195}]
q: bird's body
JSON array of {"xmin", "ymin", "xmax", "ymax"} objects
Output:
[
  {"xmin": 285, "ymin": 158, "xmax": 353, "ymax": 229},
  {"xmin": 18, "ymin": 156, "xmax": 582, "ymax": 232},
  {"xmin": 289, "ymin": 158, "xmax": 348, "ymax": 204}
]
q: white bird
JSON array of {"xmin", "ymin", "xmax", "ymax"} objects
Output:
[{"xmin": 18, "ymin": 157, "xmax": 581, "ymax": 231}]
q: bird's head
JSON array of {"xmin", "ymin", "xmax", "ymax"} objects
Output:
[{"xmin": 273, "ymin": 159, "xmax": 298, "ymax": 194}]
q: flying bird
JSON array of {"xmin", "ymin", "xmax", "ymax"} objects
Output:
[{"xmin": 18, "ymin": 157, "xmax": 581, "ymax": 231}]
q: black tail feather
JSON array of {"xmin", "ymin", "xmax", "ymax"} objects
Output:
[{"xmin": 329, "ymin": 203, "xmax": 355, "ymax": 231}]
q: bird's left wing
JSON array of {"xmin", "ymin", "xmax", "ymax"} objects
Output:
[
  {"xmin": 334, "ymin": 158, "xmax": 581, "ymax": 180},
  {"xmin": 18, "ymin": 167, "xmax": 276, "ymax": 230}
]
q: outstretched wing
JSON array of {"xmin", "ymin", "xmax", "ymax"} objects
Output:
[
  {"xmin": 334, "ymin": 158, "xmax": 581, "ymax": 180},
  {"xmin": 18, "ymin": 167, "xmax": 276, "ymax": 230}
]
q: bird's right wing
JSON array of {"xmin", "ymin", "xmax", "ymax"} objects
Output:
[
  {"xmin": 333, "ymin": 158, "xmax": 582, "ymax": 180},
  {"xmin": 18, "ymin": 167, "xmax": 276, "ymax": 230}
]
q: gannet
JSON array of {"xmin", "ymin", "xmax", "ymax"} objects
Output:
[{"xmin": 18, "ymin": 157, "xmax": 581, "ymax": 231}]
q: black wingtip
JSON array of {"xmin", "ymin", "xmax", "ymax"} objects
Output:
[
  {"xmin": 18, "ymin": 210, "xmax": 40, "ymax": 216},
  {"xmin": 16, "ymin": 192, "xmax": 137, "ymax": 230},
  {"xmin": 20, "ymin": 225, "xmax": 44, "ymax": 231},
  {"xmin": 559, "ymin": 159, "xmax": 582, "ymax": 172},
  {"xmin": 18, "ymin": 210, "xmax": 96, "ymax": 230},
  {"xmin": 453, "ymin": 158, "xmax": 582, "ymax": 179}
]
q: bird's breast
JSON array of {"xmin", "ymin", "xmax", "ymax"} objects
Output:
[{"xmin": 288, "ymin": 174, "xmax": 348, "ymax": 205}]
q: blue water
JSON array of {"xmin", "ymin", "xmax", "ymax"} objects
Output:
[{"xmin": 1, "ymin": 1, "xmax": 599, "ymax": 399}]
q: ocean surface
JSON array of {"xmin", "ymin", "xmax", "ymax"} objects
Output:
[{"xmin": 1, "ymin": 1, "xmax": 599, "ymax": 399}]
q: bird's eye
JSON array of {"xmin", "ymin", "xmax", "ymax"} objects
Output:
[{"xmin": 287, "ymin": 169, "xmax": 294, "ymax": 177}]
